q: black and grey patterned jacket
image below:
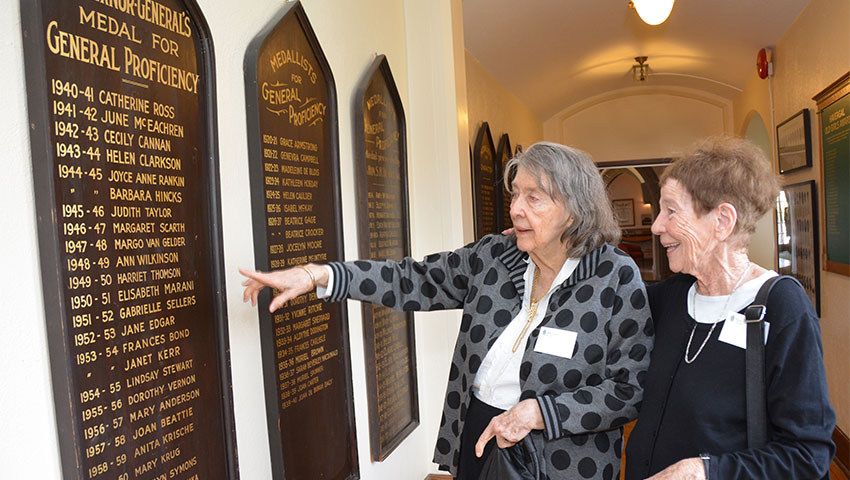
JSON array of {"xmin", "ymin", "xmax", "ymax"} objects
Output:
[{"xmin": 325, "ymin": 234, "xmax": 653, "ymax": 479}]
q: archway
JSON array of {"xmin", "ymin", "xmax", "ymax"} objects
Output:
[
  {"xmin": 742, "ymin": 111, "xmax": 776, "ymax": 270},
  {"xmin": 600, "ymin": 161, "xmax": 672, "ymax": 282}
]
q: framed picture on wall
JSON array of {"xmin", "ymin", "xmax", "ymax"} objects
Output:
[
  {"xmin": 775, "ymin": 180, "xmax": 820, "ymax": 315},
  {"xmin": 612, "ymin": 199, "xmax": 635, "ymax": 227},
  {"xmin": 776, "ymin": 109, "xmax": 812, "ymax": 174}
]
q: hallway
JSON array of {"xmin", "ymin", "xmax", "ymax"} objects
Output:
[{"xmin": 1, "ymin": 0, "xmax": 847, "ymax": 479}]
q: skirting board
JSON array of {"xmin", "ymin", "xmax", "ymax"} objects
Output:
[{"xmin": 836, "ymin": 426, "xmax": 849, "ymax": 476}]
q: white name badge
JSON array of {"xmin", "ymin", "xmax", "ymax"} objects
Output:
[
  {"xmin": 718, "ymin": 312, "xmax": 769, "ymax": 350},
  {"xmin": 534, "ymin": 327, "xmax": 577, "ymax": 359}
]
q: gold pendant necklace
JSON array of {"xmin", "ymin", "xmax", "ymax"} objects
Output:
[
  {"xmin": 512, "ymin": 267, "xmax": 546, "ymax": 353},
  {"xmin": 684, "ymin": 262, "xmax": 753, "ymax": 364}
]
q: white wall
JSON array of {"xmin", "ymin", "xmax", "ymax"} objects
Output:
[
  {"xmin": 465, "ymin": 51, "xmax": 543, "ymax": 152},
  {"xmin": 543, "ymin": 87, "xmax": 732, "ymax": 162},
  {"xmin": 741, "ymin": 113, "xmax": 776, "ymax": 270},
  {"xmin": 0, "ymin": 1, "xmax": 63, "ymax": 478},
  {"xmin": 1, "ymin": 0, "xmax": 469, "ymax": 478}
]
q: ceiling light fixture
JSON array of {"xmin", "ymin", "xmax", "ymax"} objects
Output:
[
  {"xmin": 629, "ymin": 0, "xmax": 675, "ymax": 26},
  {"xmin": 633, "ymin": 56, "xmax": 649, "ymax": 82}
]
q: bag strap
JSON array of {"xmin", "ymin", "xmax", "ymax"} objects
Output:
[
  {"xmin": 523, "ymin": 436, "xmax": 542, "ymax": 480},
  {"xmin": 744, "ymin": 275, "xmax": 802, "ymax": 449}
]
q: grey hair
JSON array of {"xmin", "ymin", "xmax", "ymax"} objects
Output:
[{"xmin": 504, "ymin": 142, "xmax": 621, "ymax": 257}]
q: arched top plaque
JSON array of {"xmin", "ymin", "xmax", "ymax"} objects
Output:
[
  {"xmin": 472, "ymin": 122, "xmax": 500, "ymax": 238},
  {"xmin": 352, "ymin": 55, "xmax": 419, "ymax": 462},
  {"xmin": 496, "ymin": 133, "xmax": 513, "ymax": 229},
  {"xmin": 20, "ymin": 0, "xmax": 238, "ymax": 478},
  {"xmin": 244, "ymin": 2, "xmax": 358, "ymax": 479}
]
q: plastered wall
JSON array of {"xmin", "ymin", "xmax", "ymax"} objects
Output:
[
  {"xmin": 465, "ymin": 51, "xmax": 543, "ymax": 157},
  {"xmin": 732, "ymin": 0, "xmax": 850, "ymax": 433},
  {"xmin": 543, "ymin": 88, "xmax": 732, "ymax": 162},
  {"xmin": 1, "ymin": 0, "xmax": 471, "ymax": 478}
]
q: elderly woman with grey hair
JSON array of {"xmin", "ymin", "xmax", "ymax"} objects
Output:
[{"xmin": 241, "ymin": 142, "xmax": 653, "ymax": 479}]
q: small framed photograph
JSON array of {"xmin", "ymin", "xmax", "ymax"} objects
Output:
[
  {"xmin": 612, "ymin": 199, "xmax": 635, "ymax": 227},
  {"xmin": 640, "ymin": 214, "xmax": 652, "ymax": 226},
  {"xmin": 776, "ymin": 180, "xmax": 820, "ymax": 315},
  {"xmin": 776, "ymin": 109, "xmax": 812, "ymax": 174}
]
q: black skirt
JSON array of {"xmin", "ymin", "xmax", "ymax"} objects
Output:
[{"xmin": 456, "ymin": 394, "xmax": 506, "ymax": 480}]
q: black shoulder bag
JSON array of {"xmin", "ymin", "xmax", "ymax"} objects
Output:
[{"xmin": 744, "ymin": 275, "xmax": 829, "ymax": 479}]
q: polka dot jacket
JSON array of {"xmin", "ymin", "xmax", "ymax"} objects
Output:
[{"xmin": 324, "ymin": 234, "xmax": 653, "ymax": 479}]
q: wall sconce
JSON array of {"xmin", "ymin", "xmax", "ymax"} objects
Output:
[
  {"xmin": 633, "ymin": 56, "xmax": 649, "ymax": 82},
  {"xmin": 629, "ymin": 0, "xmax": 675, "ymax": 26}
]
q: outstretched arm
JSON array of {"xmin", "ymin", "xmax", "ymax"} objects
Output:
[{"xmin": 239, "ymin": 264, "xmax": 328, "ymax": 312}]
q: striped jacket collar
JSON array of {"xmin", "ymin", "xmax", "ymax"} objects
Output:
[{"xmin": 497, "ymin": 241, "xmax": 609, "ymax": 297}]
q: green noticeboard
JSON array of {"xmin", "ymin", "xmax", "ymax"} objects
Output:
[{"xmin": 815, "ymin": 72, "xmax": 850, "ymax": 276}]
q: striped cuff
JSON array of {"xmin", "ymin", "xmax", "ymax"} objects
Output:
[
  {"xmin": 536, "ymin": 395, "xmax": 562, "ymax": 441},
  {"xmin": 325, "ymin": 262, "xmax": 350, "ymax": 302}
]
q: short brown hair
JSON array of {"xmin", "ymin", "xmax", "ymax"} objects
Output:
[{"xmin": 660, "ymin": 136, "xmax": 779, "ymax": 239}]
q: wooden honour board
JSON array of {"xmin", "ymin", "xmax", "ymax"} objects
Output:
[
  {"xmin": 353, "ymin": 54, "xmax": 419, "ymax": 461},
  {"xmin": 244, "ymin": 2, "xmax": 359, "ymax": 479},
  {"xmin": 471, "ymin": 122, "xmax": 500, "ymax": 238},
  {"xmin": 20, "ymin": 0, "xmax": 238, "ymax": 478}
]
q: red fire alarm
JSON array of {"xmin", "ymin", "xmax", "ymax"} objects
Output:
[{"xmin": 757, "ymin": 48, "xmax": 772, "ymax": 79}]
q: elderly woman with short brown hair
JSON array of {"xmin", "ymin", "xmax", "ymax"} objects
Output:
[
  {"xmin": 625, "ymin": 136, "xmax": 835, "ymax": 479},
  {"xmin": 242, "ymin": 142, "xmax": 653, "ymax": 479}
]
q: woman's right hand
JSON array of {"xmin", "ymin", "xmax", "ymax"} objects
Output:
[
  {"xmin": 239, "ymin": 264, "xmax": 328, "ymax": 312},
  {"xmin": 645, "ymin": 458, "xmax": 706, "ymax": 480},
  {"xmin": 474, "ymin": 399, "xmax": 544, "ymax": 456}
]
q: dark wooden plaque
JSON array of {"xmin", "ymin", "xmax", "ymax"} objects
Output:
[
  {"xmin": 496, "ymin": 134, "xmax": 513, "ymax": 230},
  {"xmin": 353, "ymin": 55, "xmax": 419, "ymax": 461},
  {"xmin": 244, "ymin": 3, "xmax": 358, "ymax": 479},
  {"xmin": 471, "ymin": 122, "xmax": 500, "ymax": 238},
  {"xmin": 20, "ymin": 1, "xmax": 238, "ymax": 479}
]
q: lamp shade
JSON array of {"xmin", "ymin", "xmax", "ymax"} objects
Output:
[{"xmin": 632, "ymin": 0, "xmax": 675, "ymax": 25}]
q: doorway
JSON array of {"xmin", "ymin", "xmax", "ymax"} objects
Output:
[{"xmin": 599, "ymin": 160, "xmax": 673, "ymax": 283}]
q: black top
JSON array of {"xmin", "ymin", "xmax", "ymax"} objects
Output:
[{"xmin": 625, "ymin": 274, "xmax": 835, "ymax": 479}]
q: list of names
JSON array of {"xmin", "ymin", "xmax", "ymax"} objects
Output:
[{"xmin": 25, "ymin": 1, "xmax": 234, "ymax": 479}]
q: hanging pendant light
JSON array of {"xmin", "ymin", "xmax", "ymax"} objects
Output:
[{"xmin": 630, "ymin": 0, "xmax": 675, "ymax": 25}]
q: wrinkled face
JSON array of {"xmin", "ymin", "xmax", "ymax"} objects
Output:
[
  {"xmin": 510, "ymin": 168, "xmax": 571, "ymax": 257},
  {"xmin": 652, "ymin": 179, "xmax": 718, "ymax": 275}
]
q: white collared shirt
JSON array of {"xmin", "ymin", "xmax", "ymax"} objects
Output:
[{"xmin": 472, "ymin": 257, "xmax": 580, "ymax": 410}]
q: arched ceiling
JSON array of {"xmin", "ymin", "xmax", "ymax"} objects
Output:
[{"xmin": 462, "ymin": 0, "xmax": 810, "ymax": 121}]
